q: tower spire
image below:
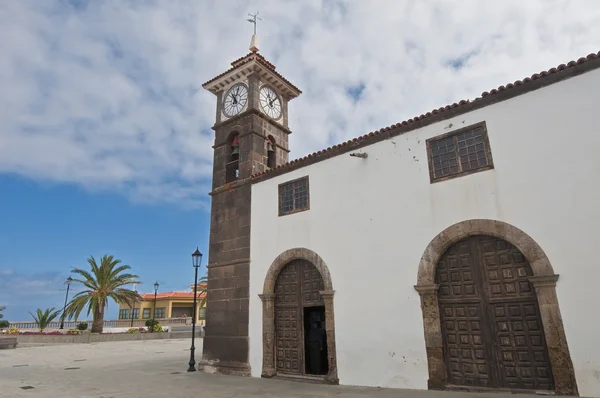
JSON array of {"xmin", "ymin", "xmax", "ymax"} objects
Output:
[{"xmin": 247, "ymin": 12, "xmax": 261, "ymax": 53}]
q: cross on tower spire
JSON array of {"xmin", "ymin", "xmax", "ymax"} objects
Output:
[{"xmin": 247, "ymin": 12, "xmax": 261, "ymax": 52}]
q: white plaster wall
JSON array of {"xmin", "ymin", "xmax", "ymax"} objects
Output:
[{"xmin": 249, "ymin": 68, "xmax": 600, "ymax": 396}]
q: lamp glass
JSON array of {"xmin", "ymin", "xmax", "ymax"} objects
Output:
[
  {"xmin": 192, "ymin": 248, "xmax": 203, "ymax": 268},
  {"xmin": 153, "ymin": 282, "xmax": 159, "ymax": 292}
]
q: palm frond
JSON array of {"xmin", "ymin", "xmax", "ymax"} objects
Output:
[{"xmin": 65, "ymin": 254, "xmax": 140, "ymax": 331}]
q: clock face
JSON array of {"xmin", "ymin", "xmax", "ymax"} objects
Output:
[
  {"xmin": 259, "ymin": 86, "xmax": 282, "ymax": 119},
  {"xmin": 222, "ymin": 83, "xmax": 248, "ymax": 117}
]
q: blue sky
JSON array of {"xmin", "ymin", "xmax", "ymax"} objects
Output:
[
  {"xmin": 1, "ymin": 0, "xmax": 599, "ymax": 320},
  {"xmin": 0, "ymin": 173, "xmax": 210, "ymax": 320}
]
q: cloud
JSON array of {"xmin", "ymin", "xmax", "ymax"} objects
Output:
[
  {"xmin": 0, "ymin": 268, "xmax": 66, "ymax": 300},
  {"xmin": 1, "ymin": 0, "xmax": 599, "ymax": 207}
]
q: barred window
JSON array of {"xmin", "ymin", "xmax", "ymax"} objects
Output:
[
  {"xmin": 118, "ymin": 309, "xmax": 129, "ymax": 320},
  {"xmin": 427, "ymin": 122, "xmax": 494, "ymax": 183},
  {"xmin": 278, "ymin": 176, "xmax": 310, "ymax": 216}
]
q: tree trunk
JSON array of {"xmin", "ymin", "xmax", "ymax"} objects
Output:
[{"xmin": 91, "ymin": 305, "xmax": 104, "ymax": 333}]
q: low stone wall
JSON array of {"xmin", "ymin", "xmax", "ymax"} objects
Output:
[
  {"xmin": 0, "ymin": 336, "xmax": 18, "ymax": 349},
  {"xmin": 16, "ymin": 331, "xmax": 174, "ymax": 347}
]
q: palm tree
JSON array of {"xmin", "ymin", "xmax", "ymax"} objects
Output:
[
  {"xmin": 197, "ymin": 274, "xmax": 208, "ymax": 308},
  {"xmin": 29, "ymin": 307, "xmax": 61, "ymax": 332},
  {"xmin": 65, "ymin": 254, "xmax": 141, "ymax": 333},
  {"xmin": 189, "ymin": 274, "xmax": 208, "ymax": 321}
]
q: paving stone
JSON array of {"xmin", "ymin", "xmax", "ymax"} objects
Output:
[{"xmin": 0, "ymin": 339, "xmax": 586, "ymax": 397}]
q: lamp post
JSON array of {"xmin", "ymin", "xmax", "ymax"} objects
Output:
[
  {"xmin": 130, "ymin": 284, "xmax": 137, "ymax": 328},
  {"xmin": 188, "ymin": 247, "xmax": 203, "ymax": 372},
  {"xmin": 152, "ymin": 281, "xmax": 159, "ymax": 330},
  {"xmin": 60, "ymin": 276, "xmax": 73, "ymax": 329}
]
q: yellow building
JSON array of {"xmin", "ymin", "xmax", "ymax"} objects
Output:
[{"xmin": 118, "ymin": 287, "xmax": 207, "ymax": 326}]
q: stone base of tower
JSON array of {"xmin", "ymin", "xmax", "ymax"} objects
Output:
[{"xmin": 199, "ymin": 336, "xmax": 251, "ymax": 377}]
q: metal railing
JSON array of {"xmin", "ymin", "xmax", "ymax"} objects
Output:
[{"xmin": 6, "ymin": 317, "xmax": 189, "ymax": 330}]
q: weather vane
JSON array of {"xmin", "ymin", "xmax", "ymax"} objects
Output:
[{"xmin": 247, "ymin": 12, "xmax": 261, "ymax": 35}]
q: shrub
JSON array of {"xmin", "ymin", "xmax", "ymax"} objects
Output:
[
  {"xmin": 7, "ymin": 326, "xmax": 19, "ymax": 335},
  {"xmin": 152, "ymin": 324, "xmax": 163, "ymax": 333},
  {"xmin": 0, "ymin": 320, "xmax": 9, "ymax": 328},
  {"xmin": 21, "ymin": 330, "xmax": 63, "ymax": 335},
  {"xmin": 127, "ymin": 327, "xmax": 140, "ymax": 334},
  {"xmin": 76, "ymin": 322, "xmax": 88, "ymax": 331},
  {"xmin": 145, "ymin": 319, "xmax": 160, "ymax": 332},
  {"xmin": 66, "ymin": 329, "xmax": 80, "ymax": 335}
]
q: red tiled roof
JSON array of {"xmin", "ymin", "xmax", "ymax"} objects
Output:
[
  {"xmin": 250, "ymin": 51, "xmax": 600, "ymax": 181},
  {"xmin": 139, "ymin": 291, "xmax": 206, "ymax": 300},
  {"xmin": 202, "ymin": 52, "xmax": 301, "ymax": 94}
]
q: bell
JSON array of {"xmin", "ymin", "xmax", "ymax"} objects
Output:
[
  {"xmin": 267, "ymin": 142, "xmax": 274, "ymax": 152},
  {"xmin": 231, "ymin": 145, "xmax": 240, "ymax": 156}
]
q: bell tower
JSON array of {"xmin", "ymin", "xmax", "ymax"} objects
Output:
[{"xmin": 200, "ymin": 31, "xmax": 302, "ymax": 375}]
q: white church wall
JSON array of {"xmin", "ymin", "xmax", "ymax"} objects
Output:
[{"xmin": 248, "ymin": 67, "xmax": 600, "ymax": 395}]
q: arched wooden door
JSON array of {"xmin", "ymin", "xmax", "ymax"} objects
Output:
[
  {"xmin": 435, "ymin": 235, "xmax": 554, "ymax": 391},
  {"xmin": 274, "ymin": 259, "xmax": 325, "ymax": 375}
]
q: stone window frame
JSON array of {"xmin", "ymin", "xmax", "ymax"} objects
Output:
[
  {"xmin": 278, "ymin": 176, "xmax": 310, "ymax": 216},
  {"xmin": 414, "ymin": 219, "xmax": 578, "ymax": 396},
  {"xmin": 426, "ymin": 121, "xmax": 494, "ymax": 183},
  {"xmin": 259, "ymin": 247, "xmax": 338, "ymax": 384}
]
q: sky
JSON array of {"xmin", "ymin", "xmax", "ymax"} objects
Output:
[{"xmin": 0, "ymin": 0, "xmax": 599, "ymax": 321}]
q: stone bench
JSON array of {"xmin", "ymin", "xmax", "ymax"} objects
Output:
[{"xmin": 0, "ymin": 336, "xmax": 17, "ymax": 349}]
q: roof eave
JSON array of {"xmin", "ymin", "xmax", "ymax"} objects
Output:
[{"xmin": 202, "ymin": 60, "xmax": 302, "ymax": 99}]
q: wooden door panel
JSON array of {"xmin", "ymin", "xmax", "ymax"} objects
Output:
[
  {"xmin": 436, "ymin": 236, "xmax": 554, "ymax": 391},
  {"xmin": 437, "ymin": 238, "xmax": 492, "ymax": 387},
  {"xmin": 275, "ymin": 261, "xmax": 299, "ymax": 306},
  {"xmin": 302, "ymin": 262, "xmax": 324, "ymax": 305},
  {"xmin": 275, "ymin": 261, "xmax": 303, "ymax": 374},
  {"xmin": 491, "ymin": 301, "xmax": 554, "ymax": 390},
  {"xmin": 275, "ymin": 307, "xmax": 302, "ymax": 374},
  {"xmin": 440, "ymin": 302, "xmax": 491, "ymax": 387},
  {"xmin": 275, "ymin": 259, "xmax": 326, "ymax": 376},
  {"xmin": 437, "ymin": 240, "xmax": 481, "ymax": 301},
  {"xmin": 479, "ymin": 237, "xmax": 536, "ymax": 300}
]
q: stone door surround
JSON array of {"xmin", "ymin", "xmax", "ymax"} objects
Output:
[
  {"xmin": 414, "ymin": 219, "xmax": 578, "ymax": 396},
  {"xmin": 259, "ymin": 248, "xmax": 339, "ymax": 384}
]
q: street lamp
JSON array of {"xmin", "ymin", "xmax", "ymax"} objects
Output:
[
  {"xmin": 60, "ymin": 276, "xmax": 73, "ymax": 329},
  {"xmin": 152, "ymin": 281, "xmax": 159, "ymax": 330},
  {"xmin": 188, "ymin": 247, "xmax": 203, "ymax": 372}
]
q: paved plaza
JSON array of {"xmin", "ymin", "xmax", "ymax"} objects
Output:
[{"xmin": 0, "ymin": 339, "xmax": 579, "ymax": 397}]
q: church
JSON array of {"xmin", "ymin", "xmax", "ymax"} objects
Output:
[{"xmin": 198, "ymin": 31, "xmax": 600, "ymax": 397}]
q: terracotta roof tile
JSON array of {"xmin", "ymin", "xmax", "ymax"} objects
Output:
[
  {"xmin": 203, "ymin": 52, "xmax": 301, "ymax": 94},
  {"xmin": 251, "ymin": 51, "xmax": 600, "ymax": 181}
]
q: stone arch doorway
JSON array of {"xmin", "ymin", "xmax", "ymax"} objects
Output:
[
  {"xmin": 259, "ymin": 248, "xmax": 338, "ymax": 384},
  {"xmin": 414, "ymin": 220, "xmax": 578, "ymax": 396}
]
